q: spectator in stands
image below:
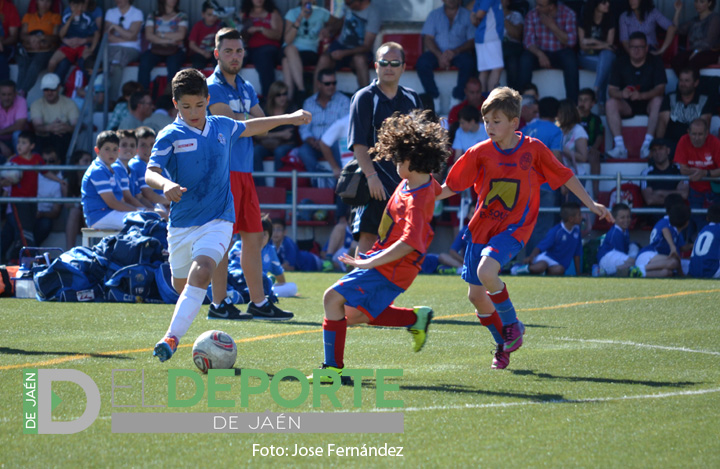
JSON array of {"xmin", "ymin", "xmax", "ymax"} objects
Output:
[
  {"xmin": 640, "ymin": 138, "xmax": 688, "ymax": 216},
  {"xmin": 142, "ymin": 94, "xmax": 175, "ymax": 132},
  {"xmin": 577, "ymin": 88, "xmax": 604, "ymax": 173},
  {"xmin": 578, "ymin": 0, "xmax": 615, "ymax": 112},
  {"xmin": 315, "ymin": 0, "xmax": 381, "ymax": 91},
  {"xmin": 416, "ymin": 0, "xmax": 475, "ymax": 107},
  {"xmin": 0, "ymin": 0, "xmax": 20, "ymax": 80},
  {"xmin": 670, "ymin": 0, "xmax": 720, "ymax": 74},
  {"xmin": 452, "ymin": 105, "xmax": 488, "ymax": 161},
  {"xmin": 500, "ymin": 0, "xmax": 524, "ymax": 91},
  {"xmin": 30, "ymin": 73, "xmax": 78, "ymax": 162},
  {"xmin": 298, "ymin": 68, "xmax": 350, "ymax": 174},
  {"xmin": 118, "ymin": 91, "xmax": 153, "ymax": 130},
  {"xmin": 188, "ymin": 1, "xmax": 222, "ymax": 71},
  {"xmin": 519, "ymin": 94, "xmax": 538, "ymax": 129},
  {"xmin": 0, "ymin": 80, "xmax": 27, "ymax": 158},
  {"xmin": 137, "ymin": 0, "xmax": 188, "ymax": 93},
  {"xmin": 108, "ymin": 80, "xmax": 143, "ymax": 130},
  {"xmin": 657, "ymin": 68, "xmax": 714, "ymax": 144},
  {"xmin": 470, "ymin": 0, "xmax": 504, "ymax": 94},
  {"xmin": 596, "ymin": 203, "xmax": 639, "ymax": 277},
  {"xmin": 605, "ymin": 32, "xmax": 666, "ymax": 160},
  {"xmin": 105, "ymin": 0, "xmax": 144, "ymax": 103},
  {"xmin": 64, "ymin": 149, "xmax": 92, "ymax": 249},
  {"xmin": 240, "ymin": 0, "xmax": 283, "ymax": 99},
  {"xmin": 448, "ymin": 76, "xmax": 483, "ymax": 127},
  {"xmin": 674, "ymin": 118, "xmax": 720, "ymax": 231},
  {"xmin": 689, "ymin": 202, "xmax": 720, "ymax": 278},
  {"xmin": 557, "ymin": 98, "xmax": 600, "ymax": 198},
  {"xmin": 618, "ymin": 0, "xmax": 676, "ymax": 55},
  {"xmin": 282, "ymin": 0, "xmax": 331, "ymax": 103},
  {"xmin": 519, "ymin": 0, "xmax": 579, "ymax": 103},
  {"xmin": 17, "ymin": 0, "xmax": 61, "ymax": 95},
  {"xmin": 49, "ymin": 0, "xmax": 99, "ymax": 82},
  {"xmin": 34, "ymin": 146, "xmax": 65, "ymax": 246},
  {"xmin": 68, "ymin": 0, "xmax": 102, "ymax": 31},
  {"xmin": 635, "ymin": 202, "xmax": 689, "ymax": 277},
  {"xmin": 253, "ymin": 81, "xmax": 299, "ymax": 182}
]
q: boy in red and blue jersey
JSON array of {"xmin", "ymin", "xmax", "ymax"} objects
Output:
[
  {"xmin": 438, "ymin": 87, "xmax": 613, "ymax": 369},
  {"xmin": 308, "ymin": 111, "xmax": 449, "ymax": 384}
]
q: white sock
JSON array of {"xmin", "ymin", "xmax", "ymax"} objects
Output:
[
  {"xmin": 253, "ymin": 298, "xmax": 268, "ymax": 307},
  {"xmin": 643, "ymin": 134, "xmax": 653, "ymax": 145},
  {"xmin": 614, "ymin": 136, "xmax": 625, "ymax": 149},
  {"xmin": 166, "ymin": 285, "xmax": 207, "ymax": 340}
]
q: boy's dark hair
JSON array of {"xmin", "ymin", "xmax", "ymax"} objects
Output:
[
  {"xmin": 707, "ymin": 203, "xmax": 720, "ymax": 223},
  {"xmin": 172, "ymin": 69, "xmax": 209, "ymax": 101},
  {"xmin": 611, "ymin": 202, "xmax": 631, "ymax": 218},
  {"xmin": 41, "ymin": 146, "xmax": 57, "ymax": 156},
  {"xmin": 522, "ymin": 83, "xmax": 538, "ymax": 96},
  {"xmin": 481, "ymin": 86, "xmax": 521, "ymax": 121},
  {"xmin": 117, "ymin": 129, "xmax": 138, "ymax": 144},
  {"xmin": 96, "ymin": 130, "xmax": 120, "ymax": 149},
  {"xmin": 261, "ymin": 214, "xmax": 273, "ymax": 238},
  {"xmin": 129, "ymin": 91, "xmax": 150, "ymax": 111},
  {"xmin": 215, "ymin": 27, "xmax": 242, "ymax": 49},
  {"xmin": 271, "ymin": 217, "xmax": 286, "ymax": 228},
  {"xmin": 664, "ymin": 193, "xmax": 686, "ymax": 214},
  {"xmin": 668, "ymin": 203, "xmax": 690, "ymax": 228},
  {"xmin": 17, "ymin": 130, "xmax": 36, "ymax": 146},
  {"xmin": 560, "ymin": 202, "xmax": 580, "ymax": 222},
  {"xmin": 201, "ymin": 1, "xmax": 213, "ymax": 12},
  {"xmin": 369, "ymin": 110, "xmax": 449, "ymax": 175},
  {"xmin": 538, "ymin": 97, "xmax": 560, "ymax": 119},
  {"xmin": 135, "ymin": 126, "xmax": 156, "ymax": 140},
  {"xmin": 579, "ymin": 88, "xmax": 596, "ymax": 102},
  {"xmin": 458, "ymin": 105, "xmax": 481, "ymax": 124}
]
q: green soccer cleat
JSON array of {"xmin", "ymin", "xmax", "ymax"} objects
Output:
[
  {"xmin": 307, "ymin": 364, "xmax": 344, "ymax": 384},
  {"xmin": 408, "ymin": 306, "xmax": 433, "ymax": 352}
]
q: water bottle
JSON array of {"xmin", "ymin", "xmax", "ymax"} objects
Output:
[{"xmin": 14, "ymin": 264, "xmax": 36, "ymax": 299}]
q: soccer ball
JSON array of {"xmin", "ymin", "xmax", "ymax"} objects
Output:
[
  {"xmin": 192, "ymin": 330, "xmax": 237, "ymax": 373},
  {"xmin": 0, "ymin": 168, "xmax": 21, "ymax": 185}
]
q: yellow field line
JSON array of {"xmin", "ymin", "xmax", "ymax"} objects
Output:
[{"xmin": 3, "ymin": 288, "xmax": 719, "ymax": 371}]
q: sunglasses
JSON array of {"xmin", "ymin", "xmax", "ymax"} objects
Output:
[
  {"xmin": 377, "ymin": 60, "xmax": 403, "ymax": 68},
  {"xmin": 321, "ymin": 81, "xmax": 337, "ymax": 86}
]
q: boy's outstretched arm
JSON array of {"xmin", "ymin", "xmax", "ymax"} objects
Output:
[
  {"xmin": 146, "ymin": 166, "xmax": 187, "ymax": 202},
  {"xmin": 564, "ymin": 175, "xmax": 614, "ymax": 224},
  {"xmin": 241, "ymin": 110, "xmax": 312, "ymax": 137},
  {"xmin": 437, "ymin": 183, "xmax": 457, "ymax": 201},
  {"xmin": 338, "ymin": 240, "xmax": 414, "ymax": 270}
]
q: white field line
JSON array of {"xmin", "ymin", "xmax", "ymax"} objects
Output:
[{"xmin": 558, "ymin": 337, "xmax": 720, "ymax": 356}]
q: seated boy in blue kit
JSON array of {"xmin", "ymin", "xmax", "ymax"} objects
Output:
[
  {"xmin": 596, "ymin": 203, "xmax": 640, "ymax": 277},
  {"xmin": 307, "ymin": 110, "xmax": 449, "ymax": 384},
  {"xmin": 635, "ymin": 202, "xmax": 690, "ymax": 278},
  {"xmin": 512, "ymin": 202, "xmax": 583, "ymax": 276},
  {"xmin": 112, "ymin": 129, "xmax": 146, "ymax": 211},
  {"xmin": 689, "ymin": 203, "xmax": 720, "ymax": 278},
  {"xmin": 149, "ymin": 69, "xmax": 311, "ymax": 362}
]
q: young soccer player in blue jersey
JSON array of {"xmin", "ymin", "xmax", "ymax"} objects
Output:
[
  {"xmin": 307, "ymin": 110, "xmax": 449, "ymax": 384},
  {"xmin": 111, "ymin": 130, "xmax": 146, "ymax": 211},
  {"xmin": 635, "ymin": 203, "xmax": 690, "ymax": 278},
  {"xmin": 149, "ymin": 69, "xmax": 311, "ymax": 362},
  {"xmin": 596, "ymin": 203, "xmax": 639, "ymax": 277},
  {"xmin": 437, "ymin": 87, "xmax": 613, "ymax": 370},
  {"xmin": 689, "ymin": 203, "xmax": 720, "ymax": 278}
]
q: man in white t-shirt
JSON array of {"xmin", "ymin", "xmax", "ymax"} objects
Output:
[{"xmin": 105, "ymin": 0, "xmax": 144, "ymax": 102}]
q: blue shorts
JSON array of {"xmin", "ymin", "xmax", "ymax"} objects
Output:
[
  {"xmin": 462, "ymin": 232, "xmax": 523, "ymax": 286},
  {"xmin": 331, "ymin": 268, "xmax": 404, "ymax": 319}
]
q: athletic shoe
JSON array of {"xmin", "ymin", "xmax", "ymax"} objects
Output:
[
  {"xmin": 640, "ymin": 143, "xmax": 650, "ymax": 159},
  {"xmin": 208, "ymin": 298, "xmax": 253, "ymax": 320},
  {"xmin": 510, "ymin": 264, "xmax": 530, "ymax": 276},
  {"xmin": 606, "ymin": 146, "xmax": 628, "ymax": 159},
  {"xmin": 307, "ymin": 364, "xmax": 347, "ymax": 384},
  {"xmin": 503, "ymin": 320, "xmax": 525, "ymax": 353},
  {"xmin": 629, "ymin": 266, "xmax": 643, "ymax": 278},
  {"xmin": 408, "ymin": 306, "xmax": 433, "ymax": 352},
  {"xmin": 322, "ymin": 260, "xmax": 334, "ymax": 272},
  {"xmin": 153, "ymin": 335, "xmax": 178, "ymax": 363},
  {"xmin": 491, "ymin": 344, "xmax": 510, "ymax": 369},
  {"xmin": 247, "ymin": 299, "xmax": 294, "ymax": 321}
]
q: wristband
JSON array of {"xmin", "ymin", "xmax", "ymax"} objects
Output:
[{"xmin": 367, "ymin": 172, "xmax": 378, "ymax": 179}]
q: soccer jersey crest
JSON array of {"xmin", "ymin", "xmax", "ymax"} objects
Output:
[
  {"xmin": 485, "ymin": 179, "xmax": 519, "ymax": 211},
  {"xmin": 218, "ymin": 133, "xmax": 226, "ymax": 145}
]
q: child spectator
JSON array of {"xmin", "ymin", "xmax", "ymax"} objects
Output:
[
  {"xmin": 307, "ymin": 110, "xmax": 449, "ymax": 383},
  {"xmin": 596, "ymin": 203, "xmax": 640, "ymax": 277},
  {"xmin": 80, "ymin": 130, "xmax": 140, "ymax": 230},
  {"xmin": 635, "ymin": 202, "xmax": 690, "ymax": 278},
  {"xmin": 689, "ymin": 203, "xmax": 720, "ymax": 278},
  {"xmin": 188, "ymin": 1, "xmax": 222, "ymax": 70},
  {"xmin": 512, "ymin": 202, "xmax": 583, "ymax": 276},
  {"xmin": 112, "ymin": 129, "xmax": 145, "ymax": 210},
  {"xmin": 48, "ymin": 0, "xmax": 99, "ymax": 82},
  {"xmin": 470, "ymin": 0, "xmax": 504, "ymax": 94},
  {"xmin": 271, "ymin": 217, "xmax": 322, "ymax": 272},
  {"xmin": 452, "ymin": 105, "xmax": 489, "ymax": 161},
  {"xmin": 438, "ymin": 87, "xmax": 612, "ymax": 369},
  {"xmin": 129, "ymin": 126, "xmax": 170, "ymax": 217},
  {"xmin": 34, "ymin": 146, "xmax": 65, "ymax": 246}
]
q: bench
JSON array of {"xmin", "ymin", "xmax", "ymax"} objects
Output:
[{"xmin": 81, "ymin": 228, "xmax": 119, "ymax": 248}]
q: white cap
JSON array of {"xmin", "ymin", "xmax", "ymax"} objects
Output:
[{"xmin": 41, "ymin": 73, "xmax": 61, "ymax": 90}]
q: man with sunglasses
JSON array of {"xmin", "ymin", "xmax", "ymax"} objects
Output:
[
  {"xmin": 104, "ymin": 0, "xmax": 144, "ymax": 102},
  {"xmin": 348, "ymin": 42, "xmax": 423, "ymax": 255},
  {"xmin": 298, "ymin": 68, "xmax": 350, "ymax": 176}
]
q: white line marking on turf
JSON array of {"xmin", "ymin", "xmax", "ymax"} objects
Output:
[
  {"xmin": 379, "ymin": 387, "xmax": 720, "ymax": 412},
  {"xmin": 559, "ymin": 338, "xmax": 720, "ymax": 356}
]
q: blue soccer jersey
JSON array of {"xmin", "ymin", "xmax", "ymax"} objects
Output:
[
  {"xmin": 230, "ymin": 239, "xmax": 285, "ymax": 276},
  {"xmin": 148, "ymin": 115, "xmax": 243, "ymax": 228},
  {"xmin": 129, "ymin": 156, "xmax": 171, "ymax": 196},
  {"xmin": 111, "ymin": 161, "xmax": 131, "ymax": 193},
  {"xmin": 689, "ymin": 223, "xmax": 720, "ymax": 278},
  {"xmin": 536, "ymin": 222, "xmax": 582, "ymax": 269},
  {"xmin": 81, "ymin": 158, "xmax": 124, "ymax": 226},
  {"xmin": 597, "ymin": 224, "xmax": 630, "ymax": 263},
  {"xmin": 474, "ymin": 0, "xmax": 504, "ymax": 44},
  {"xmin": 207, "ymin": 66, "xmax": 259, "ymax": 173},
  {"xmin": 639, "ymin": 216, "xmax": 684, "ymax": 256}
]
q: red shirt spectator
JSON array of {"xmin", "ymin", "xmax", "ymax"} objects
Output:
[
  {"xmin": 674, "ymin": 132, "xmax": 720, "ymax": 194},
  {"xmin": 8, "ymin": 152, "xmax": 44, "ymax": 198}
]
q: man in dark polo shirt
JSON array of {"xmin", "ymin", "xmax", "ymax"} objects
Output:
[
  {"xmin": 656, "ymin": 68, "xmax": 714, "ymax": 144},
  {"xmin": 641, "ymin": 138, "xmax": 688, "ymax": 222},
  {"xmin": 347, "ymin": 41, "xmax": 422, "ymax": 254}
]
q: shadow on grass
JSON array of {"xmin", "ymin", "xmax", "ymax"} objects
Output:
[
  {"xmin": 509, "ymin": 369, "xmax": 701, "ymax": 388},
  {"xmin": 0, "ymin": 347, "xmax": 132, "ymax": 360}
]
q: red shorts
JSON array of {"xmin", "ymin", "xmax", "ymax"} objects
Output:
[
  {"xmin": 230, "ymin": 171, "xmax": 262, "ymax": 234},
  {"xmin": 60, "ymin": 45, "xmax": 86, "ymax": 63}
]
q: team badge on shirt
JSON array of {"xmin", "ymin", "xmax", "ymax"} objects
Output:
[
  {"xmin": 218, "ymin": 133, "xmax": 226, "ymax": 145},
  {"xmin": 486, "ymin": 179, "xmax": 519, "ymax": 211}
]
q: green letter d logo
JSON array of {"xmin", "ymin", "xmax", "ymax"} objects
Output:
[{"xmin": 38, "ymin": 370, "xmax": 101, "ymax": 434}]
